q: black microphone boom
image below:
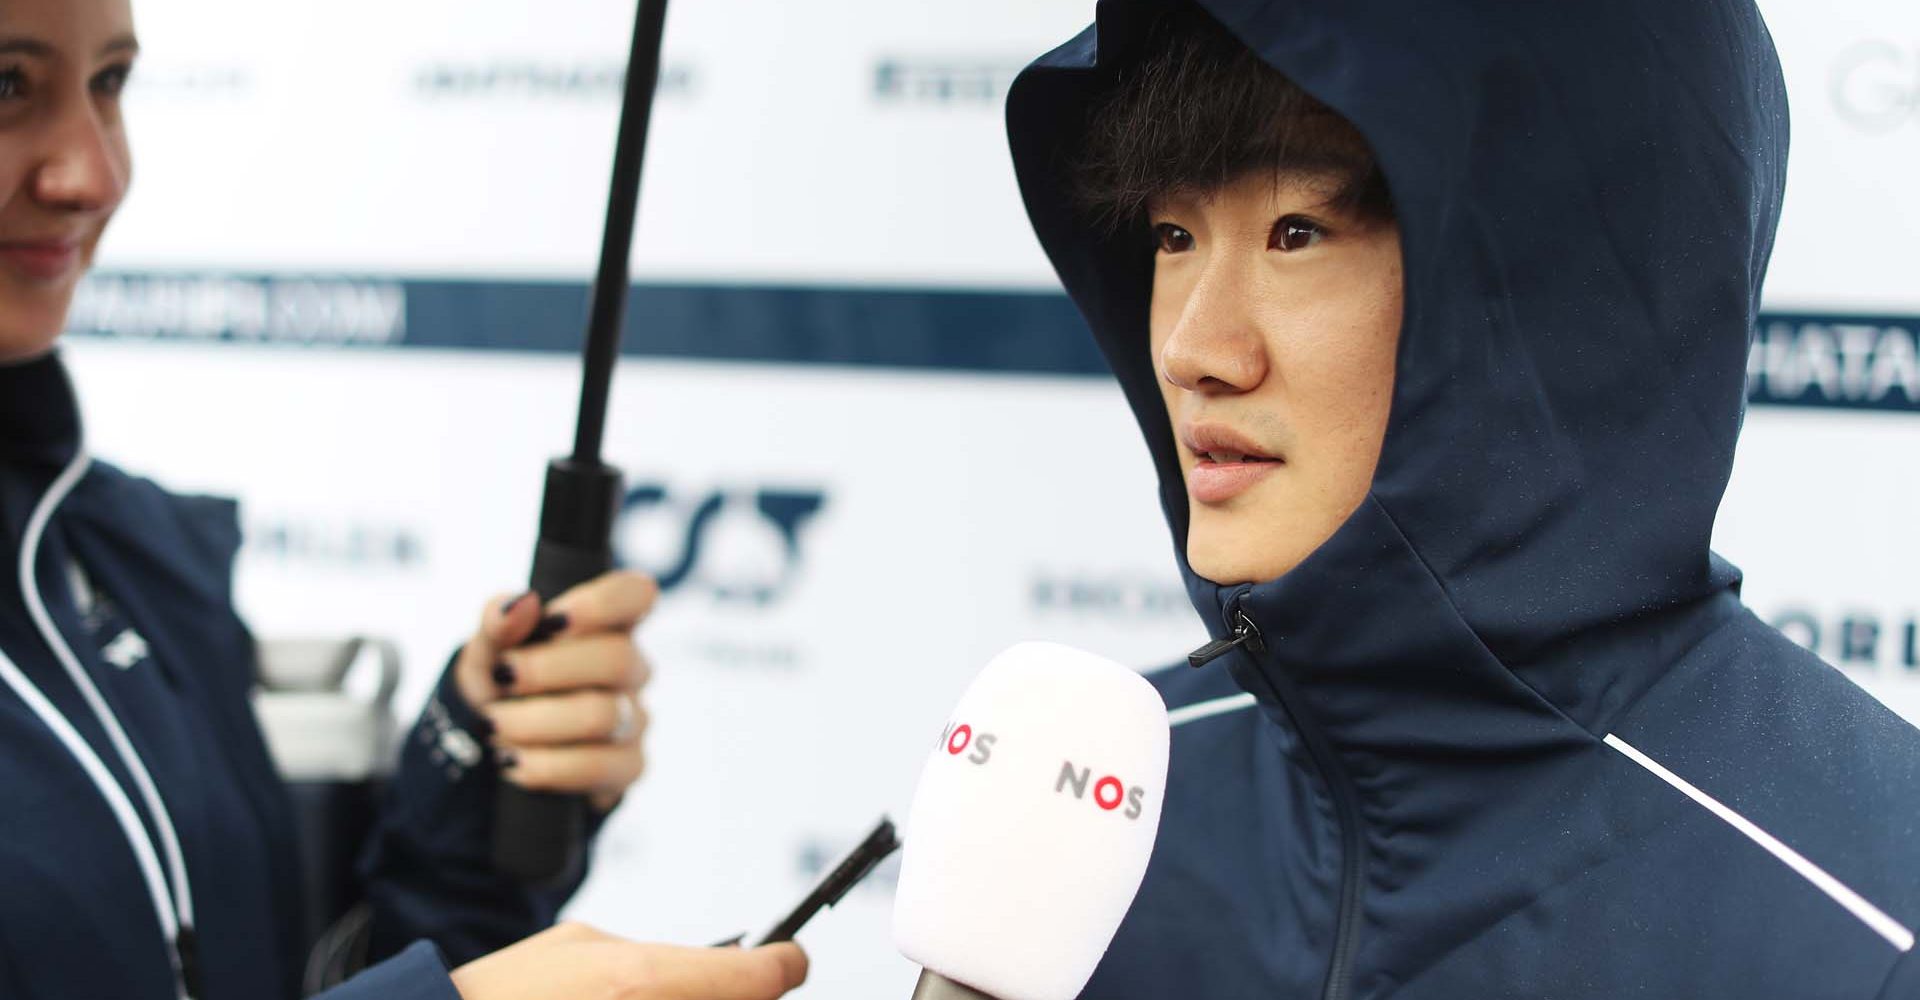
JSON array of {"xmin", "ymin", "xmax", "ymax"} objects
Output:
[{"xmin": 491, "ymin": 0, "xmax": 672, "ymax": 886}]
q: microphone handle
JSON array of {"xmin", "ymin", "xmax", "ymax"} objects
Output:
[
  {"xmin": 491, "ymin": 457, "xmax": 623, "ymax": 885},
  {"xmin": 911, "ymin": 971, "xmax": 998, "ymax": 1000}
]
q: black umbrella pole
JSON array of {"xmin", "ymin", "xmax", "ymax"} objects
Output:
[{"xmin": 492, "ymin": 0, "xmax": 671, "ymax": 887}]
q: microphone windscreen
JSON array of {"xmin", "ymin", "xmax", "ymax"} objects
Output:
[{"xmin": 893, "ymin": 642, "xmax": 1170, "ymax": 1000}]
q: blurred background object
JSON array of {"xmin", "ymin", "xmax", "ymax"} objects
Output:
[{"xmin": 251, "ymin": 636, "xmax": 401, "ymax": 989}]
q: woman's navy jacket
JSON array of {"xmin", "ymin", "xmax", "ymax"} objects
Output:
[
  {"xmin": 0, "ymin": 353, "xmax": 579, "ymax": 998},
  {"xmin": 1007, "ymin": 1, "xmax": 1920, "ymax": 997}
]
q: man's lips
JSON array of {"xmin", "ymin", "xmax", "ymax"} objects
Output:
[
  {"xmin": 0, "ymin": 238, "xmax": 84, "ymax": 281},
  {"xmin": 1182, "ymin": 423, "xmax": 1284, "ymax": 504}
]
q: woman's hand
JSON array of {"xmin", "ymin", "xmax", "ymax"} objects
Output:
[
  {"xmin": 454, "ymin": 572, "xmax": 658, "ymax": 811},
  {"xmin": 450, "ymin": 923, "xmax": 807, "ymax": 1000}
]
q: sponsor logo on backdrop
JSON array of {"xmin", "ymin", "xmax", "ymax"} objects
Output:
[
  {"xmin": 614, "ymin": 482, "xmax": 827, "ymax": 672},
  {"xmin": 1768, "ymin": 606, "xmax": 1919, "ymax": 671},
  {"xmin": 413, "ymin": 62, "xmax": 697, "ymax": 100},
  {"xmin": 1031, "ymin": 571, "xmax": 1192, "ymax": 621},
  {"xmin": 245, "ymin": 515, "xmax": 426, "ymax": 570},
  {"xmin": 872, "ymin": 58, "xmax": 1028, "ymax": 105},
  {"xmin": 69, "ymin": 274, "xmax": 405, "ymax": 347},
  {"xmin": 1747, "ymin": 317, "xmax": 1920, "ymax": 411},
  {"xmin": 616, "ymin": 484, "xmax": 827, "ymax": 606},
  {"xmin": 1831, "ymin": 40, "xmax": 1919, "ymax": 133}
]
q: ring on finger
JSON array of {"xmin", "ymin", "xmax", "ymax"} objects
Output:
[{"xmin": 610, "ymin": 694, "xmax": 638, "ymax": 743}]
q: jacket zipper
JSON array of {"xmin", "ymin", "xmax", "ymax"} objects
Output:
[
  {"xmin": 1186, "ymin": 609, "xmax": 1265, "ymax": 667},
  {"xmin": 1189, "ymin": 598, "xmax": 1364, "ymax": 1000}
]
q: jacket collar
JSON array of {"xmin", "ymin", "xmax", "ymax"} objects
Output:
[
  {"xmin": 1198, "ymin": 497, "xmax": 1596, "ymax": 811},
  {"xmin": 0, "ymin": 351, "xmax": 83, "ymax": 470}
]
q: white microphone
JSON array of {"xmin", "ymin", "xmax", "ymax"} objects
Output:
[{"xmin": 893, "ymin": 642, "xmax": 1171, "ymax": 1000}]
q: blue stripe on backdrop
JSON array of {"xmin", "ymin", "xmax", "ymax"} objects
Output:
[
  {"xmin": 63, "ymin": 272, "xmax": 1103, "ymax": 375},
  {"xmin": 63, "ymin": 272, "xmax": 1920, "ymax": 412}
]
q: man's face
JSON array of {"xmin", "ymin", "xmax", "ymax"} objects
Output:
[{"xmin": 1148, "ymin": 169, "xmax": 1404, "ymax": 586}]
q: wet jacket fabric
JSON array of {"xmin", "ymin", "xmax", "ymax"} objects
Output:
[
  {"xmin": 0, "ymin": 352, "xmax": 583, "ymax": 999},
  {"xmin": 1007, "ymin": 2, "xmax": 1920, "ymax": 997}
]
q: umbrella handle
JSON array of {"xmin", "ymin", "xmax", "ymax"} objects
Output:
[
  {"xmin": 490, "ymin": 0, "xmax": 668, "ymax": 885},
  {"xmin": 491, "ymin": 461, "xmax": 620, "ymax": 885}
]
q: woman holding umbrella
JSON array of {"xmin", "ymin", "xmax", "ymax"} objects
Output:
[{"xmin": 0, "ymin": 1, "xmax": 806, "ymax": 998}]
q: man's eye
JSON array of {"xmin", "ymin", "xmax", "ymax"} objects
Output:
[
  {"xmin": 0, "ymin": 68, "xmax": 25, "ymax": 101},
  {"xmin": 1152, "ymin": 222, "xmax": 1194, "ymax": 254},
  {"xmin": 1269, "ymin": 216, "xmax": 1326, "ymax": 252},
  {"xmin": 92, "ymin": 63, "xmax": 133, "ymax": 98}
]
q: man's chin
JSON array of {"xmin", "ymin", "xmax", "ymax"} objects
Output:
[
  {"xmin": 1186, "ymin": 509, "xmax": 1333, "ymax": 587},
  {"xmin": 0, "ymin": 327, "xmax": 64, "ymax": 365},
  {"xmin": 1188, "ymin": 543, "xmax": 1290, "ymax": 589}
]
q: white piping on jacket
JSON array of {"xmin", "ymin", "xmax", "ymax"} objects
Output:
[
  {"xmin": 0, "ymin": 449, "xmax": 195, "ymax": 997},
  {"xmin": 1169, "ymin": 692, "xmax": 1258, "ymax": 728},
  {"xmin": 1167, "ymin": 693, "xmax": 1913, "ymax": 952},
  {"xmin": 1605, "ymin": 733, "xmax": 1914, "ymax": 953}
]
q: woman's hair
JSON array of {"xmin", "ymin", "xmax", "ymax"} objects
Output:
[{"xmin": 1072, "ymin": 4, "xmax": 1395, "ymax": 231}]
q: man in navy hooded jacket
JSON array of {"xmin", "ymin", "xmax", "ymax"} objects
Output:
[{"xmin": 1007, "ymin": 2, "xmax": 1920, "ymax": 998}]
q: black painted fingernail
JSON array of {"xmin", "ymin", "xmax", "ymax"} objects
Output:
[
  {"xmin": 526, "ymin": 612, "xmax": 570, "ymax": 645},
  {"xmin": 495, "ymin": 748, "xmax": 519, "ymax": 769},
  {"xmin": 492, "ymin": 663, "xmax": 516, "ymax": 689},
  {"xmin": 500, "ymin": 590, "xmax": 537, "ymax": 617}
]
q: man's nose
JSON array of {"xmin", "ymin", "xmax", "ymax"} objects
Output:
[
  {"xmin": 1159, "ymin": 262, "xmax": 1269, "ymax": 395},
  {"xmin": 32, "ymin": 102, "xmax": 128, "ymax": 213}
]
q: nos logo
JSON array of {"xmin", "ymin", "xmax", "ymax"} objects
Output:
[
  {"xmin": 938, "ymin": 721, "xmax": 996, "ymax": 765},
  {"xmin": 938, "ymin": 721, "xmax": 1147, "ymax": 821},
  {"xmin": 615, "ymin": 484, "xmax": 826, "ymax": 605},
  {"xmin": 1056, "ymin": 762, "xmax": 1146, "ymax": 821}
]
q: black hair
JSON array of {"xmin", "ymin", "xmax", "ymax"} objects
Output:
[{"xmin": 1073, "ymin": 4, "xmax": 1394, "ymax": 231}]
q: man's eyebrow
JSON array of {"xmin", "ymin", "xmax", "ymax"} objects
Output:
[
  {"xmin": 0, "ymin": 37, "xmax": 57, "ymax": 59},
  {"xmin": 0, "ymin": 35, "xmax": 138, "ymax": 59}
]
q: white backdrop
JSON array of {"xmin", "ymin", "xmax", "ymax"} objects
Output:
[{"xmin": 52, "ymin": 0, "xmax": 1920, "ymax": 996}]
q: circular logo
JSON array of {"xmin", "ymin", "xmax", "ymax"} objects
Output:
[
  {"xmin": 1094, "ymin": 776, "xmax": 1125, "ymax": 810},
  {"xmin": 947, "ymin": 724, "xmax": 973, "ymax": 755}
]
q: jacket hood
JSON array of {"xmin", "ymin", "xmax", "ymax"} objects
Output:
[{"xmin": 1008, "ymin": 0, "xmax": 1785, "ymax": 729}]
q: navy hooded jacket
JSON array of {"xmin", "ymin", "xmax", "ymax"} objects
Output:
[
  {"xmin": 0, "ymin": 352, "xmax": 585, "ymax": 999},
  {"xmin": 1007, "ymin": 1, "xmax": 1920, "ymax": 998}
]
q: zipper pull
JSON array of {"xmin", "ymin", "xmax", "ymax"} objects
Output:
[{"xmin": 1187, "ymin": 609, "xmax": 1265, "ymax": 668}]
